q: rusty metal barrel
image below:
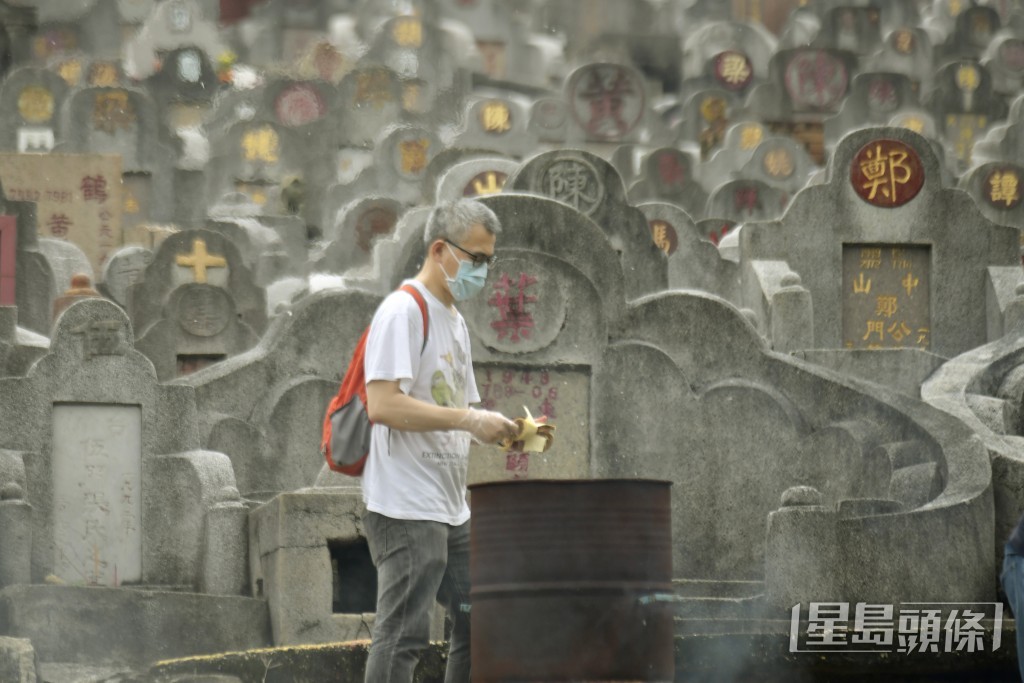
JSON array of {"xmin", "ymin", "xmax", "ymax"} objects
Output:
[{"xmin": 469, "ymin": 479, "xmax": 674, "ymax": 682}]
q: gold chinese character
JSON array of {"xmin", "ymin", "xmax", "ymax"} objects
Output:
[
  {"xmin": 650, "ymin": 220, "xmax": 672, "ymax": 254},
  {"xmin": 888, "ymin": 321, "xmax": 911, "ymax": 342},
  {"xmin": 764, "ymin": 149, "xmax": 794, "ymax": 177},
  {"xmin": 89, "ymin": 62, "xmax": 118, "ymax": 87},
  {"xmin": 875, "ymin": 296, "xmax": 898, "ymax": 318},
  {"xmin": 480, "ymin": 101, "xmax": 511, "ymax": 133},
  {"xmin": 469, "ymin": 171, "xmax": 505, "ymax": 196},
  {"xmin": 891, "ymin": 248, "xmax": 912, "ymax": 270},
  {"xmin": 901, "ymin": 116, "xmax": 925, "ymax": 133},
  {"xmin": 956, "ymin": 64, "xmax": 979, "ymax": 92},
  {"xmin": 917, "ymin": 327, "xmax": 930, "ymax": 346},
  {"xmin": 123, "ymin": 189, "xmax": 139, "ymax": 214},
  {"xmin": 719, "ymin": 53, "xmax": 751, "ymax": 85},
  {"xmin": 57, "ymin": 59, "xmax": 82, "ymax": 86},
  {"xmin": 402, "ymin": 83, "xmax": 421, "ymax": 111},
  {"xmin": 990, "ymin": 171, "xmax": 1020, "ymax": 206},
  {"xmin": 902, "ymin": 272, "xmax": 919, "ymax": 296},
  {"xmin": 740, "ymin": 124, "xmax": 763, "ymax": 150},
  {"xmin": 863, "ymin": 320, "xmax": 885, "ymax": 341},
  {"xmin": 853, "ymin": 272, "xmax": 872, "ymax": 294},
  {"xmin": 399, "ymin": 138, "xmax": 430, "ymax": 175},
  {"xmin": 242, "ymin": 126, "xmax": 279, "ymax": 163},
  {"xmin": 700, "ymin": 96, "xmax": 727, "ymax": 123},
  {"xmin": 18, "ymin": 86, "xmax": 54, "ymax": 124},
  {"xmin": 92, "ymin": 91, "xmax": 136, "ymax": 134},
  {"xmin": 860, "ymin": 144, "xmax": 913, "ymax": 203},
  {"xmin": 895, "ymin": 30, "xmax": 914, "ymax": 54},
  {"xmin": 355, "ymin": 70, "xmax": 392, "ymax": 108},
  {"xmin": 392, "ymin": 17, "xmax": 423, "ymax": 48},
  {"xmin": 860, "ymin": 248, "xmax": 882, "ymax": 269}
]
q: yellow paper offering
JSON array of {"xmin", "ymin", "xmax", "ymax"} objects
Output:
[{"xmin": 499, "ymin": 406, "xmax": 556, "ymax": 453}]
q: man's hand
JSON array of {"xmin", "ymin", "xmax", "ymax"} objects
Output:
[{"xmin": 460, "ymin": 409, "xmax": 520, "ymax": 445}]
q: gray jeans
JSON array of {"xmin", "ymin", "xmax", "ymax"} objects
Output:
[{"xmin": 363, "ymin": 511, "xmax": 471, "ymax": 683}]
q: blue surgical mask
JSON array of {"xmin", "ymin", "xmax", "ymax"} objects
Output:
[{"xmin": 442, "ymin": 245, "xmax": 488, "ymax": 301}]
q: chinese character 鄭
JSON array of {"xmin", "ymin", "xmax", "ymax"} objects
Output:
[
  {"xmin": 860, "ymin": 144, "xmax": 914, "ymax": 203},
  {"xmin": 875, "ymin": 296, "xmax": 898, "ymax": 318}
]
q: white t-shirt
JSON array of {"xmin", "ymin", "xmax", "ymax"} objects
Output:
[{"xmin": 361, "ymin": 280, "xmax": 480, "ymax": 525}]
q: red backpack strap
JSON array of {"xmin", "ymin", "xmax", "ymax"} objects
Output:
[{"xmin": 398, "ymin": 284, "xmax": 429, "ymax": 354}]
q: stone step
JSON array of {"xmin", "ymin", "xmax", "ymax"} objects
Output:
[
  {"xmin": 672, "ymin": 578, "xmax": 765, "ymax": 599},
  {"xmin": 0, "ymin": 585, "xmax": 271, "ymax": 670},
  {"xmin": 672, "ymin": 594, "xmax": 766, "ymax": 620}
]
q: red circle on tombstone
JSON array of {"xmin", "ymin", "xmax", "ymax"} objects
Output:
[
  {"xmin": 274, "ymin": 84, "xmax": 325, "ymax": 127},
  {"xmin": 567, "ymin": 64, "xmax": 646, "ymax": 141},
  {"xmin": 783, "ymin": 50, "xmax": 848, "ymax": 110},
  {"xmin": 1001, "ymin": 39, "xmax": 1024, "ymax": 72},
  {"xmin": 355, "ymin": 207, "xmax": 398, "ymax": 252},
  {"xmin": 849, "ymin": 139, "xmax": 924, "ymax": 208},
  {"xmin": 712, "ymin": 51, "xmax": 754, "ymax": 92}
]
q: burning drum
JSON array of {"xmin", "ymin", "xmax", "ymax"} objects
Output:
[{"xmin": 469, "ymin": 479, "xmax": 674, "ymax": 682}]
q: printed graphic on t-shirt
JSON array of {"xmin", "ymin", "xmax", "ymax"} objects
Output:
[{"xmin": 435, "ymin": 339, "xmax": 468, "ymax": 408}]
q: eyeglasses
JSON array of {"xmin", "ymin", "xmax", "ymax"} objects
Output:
[{"xmin": 444, "ymin": 239, "xmax": 497, "ymax": 267}]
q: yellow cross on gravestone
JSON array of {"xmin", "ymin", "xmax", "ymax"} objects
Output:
[{"xmin": 176, "ymin": 238, "xmax": 226, "ymax": 283}]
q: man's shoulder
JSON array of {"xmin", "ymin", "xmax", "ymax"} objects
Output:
[{"xmin": 375, "ymin": 284, "xmax": 424, "ymax": 319}]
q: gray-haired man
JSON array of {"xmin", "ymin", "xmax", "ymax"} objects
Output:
[{"xmin": 362, "ymin": 199, "xmax": 519, "ymax": 682}]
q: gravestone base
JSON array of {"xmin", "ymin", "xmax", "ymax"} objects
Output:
[{"xmin": 0, "ymin": 585, "xmax": 271, "ymax": 669}]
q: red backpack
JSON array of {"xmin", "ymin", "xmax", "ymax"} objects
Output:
[{"xmin": 321, "ymin": 284, "xmax": 429, "ymax": 476}]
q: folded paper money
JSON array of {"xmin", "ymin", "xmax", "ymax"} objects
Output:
[{"xmin": 498, "ymin": 406, "xmax": 556, "ymax": 453}]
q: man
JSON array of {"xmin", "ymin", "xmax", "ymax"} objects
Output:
[
  {"xmin": 362, "ymin": 199, "xmax": 519, "ymax": 682},
  {"xmin": 1002, "ymin": 513, "xmax": 1024, "ymax": 682}
]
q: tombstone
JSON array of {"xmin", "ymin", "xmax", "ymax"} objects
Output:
[
  {"xmin": 816, "ymin": 6, "xmax": 882, "ymax": 54},
  {"xmin": 697, "ymin": 217, "xmax": 738, "ymax": 247},
  {"xmin": 680, "ymin": 21, "xmax": 775, "ymax": 100},
  {"xmin": 675, "ymin": 89, "xmax": 745, "ymax": 163},
  {"xmin": 146, "ymin": 44, "xmax": 220, "ymax": 113},
  {"xmin": 739, "ymin": 126, "xmax": 1020, "ymax": 358},
  {"xmin": 52, "ymin": 273, "xmax": 101, "ymax": 321},
  {"xmin": 959, "ymin": 161, "xmax": 1024, "ymax": 241},
  {"xmin": 0, "ymin": 66, "xmax": 69, "ymax": 152},
  {"xmin": 824, "ymin": 72, "xmax": 921, "ymax": 149},
  {"xmin": 336, "ymin": 65, "xmax": 404, "ymax": 147},
  {"xmin": 938, "ymin": 4, "xmax": 1002, "ymax": 61},
  {"xmin": 0, "ymin": 1, "xmax": 37, "ymax": 79},
  {"xmin": 135, "ymin": 281, "xmax": 261, "ymax": 380},
  {"xmin": 0, "ymin": 306, "xmax": 48, "ymax": 378},
  {"xmin": 0, "ymin": 153, "xmax": 122, "ymax": 275},
  {"xmin": 433, "ymin": 157, "xmax": 518, "ymax": 202},
  {"xmin": 199, "ymin": 218, "xmax": 295, "ymax": 287},
  {"xmin": 527, "ymin": 96, "xmax": 569, "ymax": 144},
  {"xmin": 0, "ymin": 296, "xmax": 246, "ymax": 588},
  {"xmin": 737, "ymin": 136, "xmax": 818, "ymax": 195},
  {"xmin": 506, "ymin": 149, "xmax": 668, "ymax": 300},
  {"xmin": 636, "ymin": 201, "xmax": 740, "ymax": 303},
  {"xmin": 705, "ymin": 178, "xmax": 789, "ymax": 227},
  {"xmin": 124, "ymin": 0, "xmax": 229, "ymax": 80},
  {"xmin": 698, "ymin": 120, "xmax": 770, "ymax": 192},
  {"xmin": 36, "ymin": 237, "xmax": 94, "ymax": 306},
  {"xmin": 127, "ymin": 228, "xmax": 267, "ymax": 345},
  {"xmin": 626, "ymin": 148, "xmax": 708, "ymax": 220},
  {"xmin": 207, "ymin": 119, "xmax": 308, "ymax": 217},
  {"xmin": 452, "ymin": 97, "xmax": 537, "ymax": 158},
  {"xmin": 746, "ymin": 47, "xmax": 858, "ymax": 165},
  {"xmin": 99, "ymin": 245, "xmax": 153, "ymax": 309},
  {"xmin": 45, "ymin": 0, "xmax": 123, "ymax": 62},
  {"xmin": 983, "ymin": 32, "xmax": 1024, "ymax": 96},
  {"xmin": 318, "ymin": 196, "xmax": 403, "ymax": 274},
  {"xmin": 927, "ymin": 60, "xmax": 1007, "ymax": 171},
  {"xmin": 863, "ymin": 27, "xmax": 935, "ymax": 91},
  {"xmin": 562, "ymin": 62, "xmax": 652, "ymax": 145},
  {"xmin": 441, "ymin": 1, "xmax": 553, "ymax": 87}
]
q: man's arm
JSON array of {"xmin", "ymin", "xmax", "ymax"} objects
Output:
[{"xmin": 366, "ymin": 379, "xmax": 517, "ymax": 444}]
